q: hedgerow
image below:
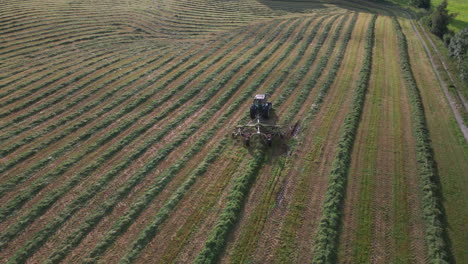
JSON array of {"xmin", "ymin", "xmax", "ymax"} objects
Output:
[
  {"xmin": 392, "ymin": 17, "xmax": 451, "ymax": 264},
  {"xmin": 311, "ymin": 14, "xmax": 376, "ymax": 264}
]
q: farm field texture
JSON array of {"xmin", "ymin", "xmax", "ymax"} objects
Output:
[{"xmin": 0, "ymin": 0, "xmax": 466, "ymax": 263}]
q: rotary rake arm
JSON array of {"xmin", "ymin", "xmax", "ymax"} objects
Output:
[{"xmin": 232, "ymin": 118, "xmax": 283, "ymax": 146}]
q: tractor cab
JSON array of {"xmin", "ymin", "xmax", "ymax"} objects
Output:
[
  {"xmin": 253, "ymin": 94, "xmax": 267, "ymax": 106},
  {"xmin": 250, "ymin": 94, "xmax": 272, "ymax": 119}
]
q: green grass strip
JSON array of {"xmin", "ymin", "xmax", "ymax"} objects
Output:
[
  {"xmin": 392, "ymin": 17, "xmax": 451, "ymax": 264},
  {"xmin": 311, "ymin": 14, "xmax": 377, "ymax": 264}
]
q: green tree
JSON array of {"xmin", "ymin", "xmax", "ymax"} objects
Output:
[
  {"xmin": 430, "ymin": 0, "xmax": 455, "ymax": 38},
  {"xmin": 411, "ymin": 0, "xmax": 430, "ymax": 9},
  {"xmin": 449, "ymin": 28, "xmax": 468, "ymax": 81}
]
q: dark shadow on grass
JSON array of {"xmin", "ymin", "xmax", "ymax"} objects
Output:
[{"xmin": 257, "ymin": 0, "xmax": 412, "ymax": 19}]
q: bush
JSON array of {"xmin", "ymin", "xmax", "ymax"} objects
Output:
[
  {"xmin": 448, "ymin": 28, "xmax": 468, "ymax": 81},
  {"xmin": 411, "ymin": 0, "xmax": 431, "ymax": 9},
  {"xmin": 430, "ymin": 0, "xmax": 456, "ymax": 38}
]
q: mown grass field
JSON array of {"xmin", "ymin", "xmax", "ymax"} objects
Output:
[{"xmin": 0, "ymin": 0, "xmax": 466, "ymax": 263}]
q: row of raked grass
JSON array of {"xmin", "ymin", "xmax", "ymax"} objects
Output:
[
  {"xmin": 275, "ymin": 13, "xmax": 358, "ymax": 263},
  {"xmin": 103, "ymin": 15, "xmax": 325, "ymax": 263},
  {"xmin": 0, "ymin": 38, "xmax": 134, "ymax": 82},
  {"xmin": 0, "ymin": 30, "xmax": 117, "ymax": 60},
  {"xmin": 0, "ymin": 48, "xmax": 171, "ymax": 151},
  {"xmin": 0, "ymin": 23, "xmax": 250, "ymax": 211},
  {"xmin": 3, "ymin": 19, "xmax": 296, "ymax": 263},
  {"xmin": 193, "ymin": 143, "xmax": 266, "ymax": 264},
  {"xmin": 39, "ymin": 18, "xmax": 301, "ymax": 263},
  {"xmin": 0, "ymin": 50, "xmax": 126, "ymax": 117},
  {"xmin": 227, "ymin": 13, "xmax": 353, "ymax": 263},
  {"xmin": 0, "ymin": 24, "xmax": 121, "ymax": 53},
  {"xmin": 311, "ymin": 14, "xmax": 377, "ymax": 264},
  {"xmin": 0, "ymin": 47, "xmax": 174, "ymax": 145},
  {"xmin": 0, "ymin": 46, "xmax": 115, "ymax": 99},
  {"xmin": 393, "ymin": 17, "xmax": 451, "ymax": 264},
  {"xmin": 79, "ymin": 16, "xmax": 321, "ymax": 264},
  {"xmin": 0, "ymin": 25, "xmax": 244, "ymax": 186},
  {"xmin": 0, "ymin": 43, "xmax": 154, "ymax": 108},
  {"xmin": 192, "ymin": 14, "xmax": 353, "ymax": 264}
]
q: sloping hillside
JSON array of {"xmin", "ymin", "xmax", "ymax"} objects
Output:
[{"xmin": 0, "ymin": 0, "xmax": 466, "ymax": 263}]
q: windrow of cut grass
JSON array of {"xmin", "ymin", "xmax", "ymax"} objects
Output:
[
  {"xmin": 115, "ymin": 15, "xmax": 326, "ymax": 263},
  {"xmin": 0, "ymin": 27, "xmax": 244, "ymax": 185},
  {"xmin": 0, "ymin": 12, "xmax": 143, "ymax": 54},
  {"xmin": 78, "ymin": 16, "xmax": 323, "ymax": 264},
  {"xmin": 0, "ymin": 47, "xmax": 126, "ymax": 115},
  {"xmin": 274, "ymin": 13, "xmax": 360, "ymax": 264},
  {"xmin": 392, "ymin": 17, "xmax": 451, "ymax": 264},
  {"xmin": 151, "ymin": 15, "xmax": 347, "ymax": 263},
  {"xmin": 0, "ymin": 25, "xmax": 250, "ymax": 208},
  {"xmin": 0, "ymin": 29, "xmax": 119, "ymax": 62},
  {"xmin": 192, "ymin": 14, "xmax": 355, "ymax": 264},
  {"xmin": 0, "ymin": 46, "xmax": 117, "ymax": 99},
  {"xmin": 0, "ymin": 23, "xmax": 120, "ymax": 55},
  {"xmin": 311, "ymin": 14, "xmax": 377, "ymax": 264},
  {"xmin": 36, "ymin": 18, "xmax": 302, "ymax": 263},
  {"xmin": 335, "ymin": 15, "xmax": 421, "ymax": 263},
  {"xmin": 226, "ymin": 12, "xmax": 358, "ymax": 263},
  {"xmin": 0, "ymin": 0, "xmax": 275, "ymax": 41},
  {"xmin": 0, "ymin": 51, "xmax": 137, "ymax": 122},
  {"xmin": 3, "ymin": 19, "xmax": 297, "ymax": 263},
  {"xmin": 0, "ymin": 47, "xmax": 175, "ymax": 146},
  {"xmin": 0, "ymin": 48, "xmax": 172, "ymax": 151},
  {"xmin": 193, "ymin": 143, "xmax": 266, "ymax": 264}
]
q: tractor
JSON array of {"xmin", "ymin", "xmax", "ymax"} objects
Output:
[
  {"xmin": 250, "ymin": 94, "xmax": 272, "ymax": 119},
  {"xmin": 232, "ymin": 94, "xmax": 283, "ymax": 146}
]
